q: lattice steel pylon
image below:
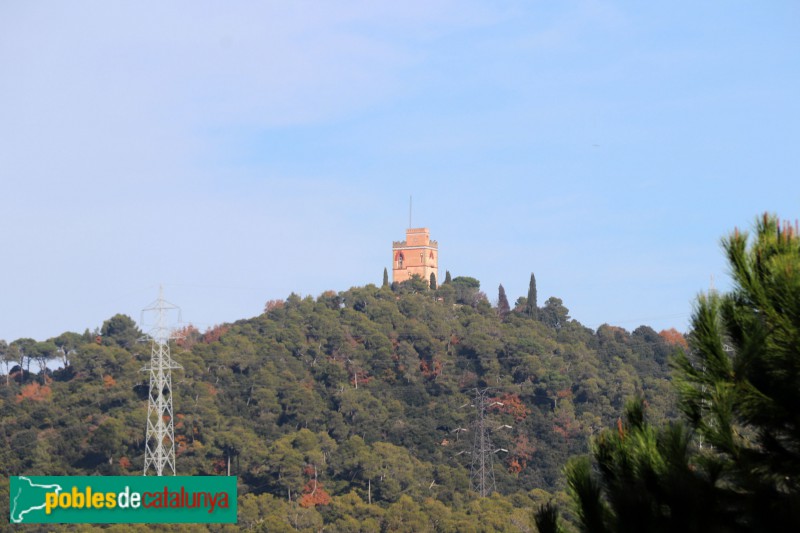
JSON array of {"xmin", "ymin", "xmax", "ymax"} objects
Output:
[
  {"xmin": 141, "ymin": 287, "xmax": 182, "ymax": 476},
  {"xmin": 470, "ymin": 388, "xmax": 497, "ymax": 497}
]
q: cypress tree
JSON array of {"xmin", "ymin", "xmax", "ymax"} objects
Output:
[
  {"xmin": 382, "ymin": 267, "xmax": 389, "ymax": 288},
  {"xmin": 429, "ymin": 272, "xmax": 437, "ymax": 290},
  {"xmin": 526, "ymin": 272, "xmax": 538, "ymax": 318},
  {"xmin": 444, "ymin": 270, "xmax": 452, "ymax": 284},
  {"xmin": 497, "ymin": 284, "xmax": 510, "ymax": 319}
]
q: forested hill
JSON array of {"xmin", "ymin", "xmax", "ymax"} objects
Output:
[{"xmin": 0, "ymin": 277, "xmax": 685, "ymax": 531}]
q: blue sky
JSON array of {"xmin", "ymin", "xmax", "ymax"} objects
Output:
[{"xmin": 2, "ymin": 1, "xmax": 799, "ymax": 342}]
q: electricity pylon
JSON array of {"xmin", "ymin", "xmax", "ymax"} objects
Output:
[
  {"xmin": 141, "ymin": 287, "xmax": 182, "ymax": 476},
  {"xmin": 469, "ymin": 388, "xmax": 508, "ymax": 497}
]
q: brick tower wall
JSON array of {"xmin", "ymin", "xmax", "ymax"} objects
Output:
[{"xmin": 392, "ymin": 228, "xmax": 439, "ymax": 286}]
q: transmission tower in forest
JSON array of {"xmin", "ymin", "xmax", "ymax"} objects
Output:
[
  {"xmin": 468, "ymin": 388, "xmax": 508, "ymax": 497},
  {"xmin": 141, "ymin": 287, "xmax": 182, "ymax": 476}
]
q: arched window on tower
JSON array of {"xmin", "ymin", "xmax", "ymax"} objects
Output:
[{"xmin": 396, "ymin": 252, "xmax": 404, "ymax": 269}]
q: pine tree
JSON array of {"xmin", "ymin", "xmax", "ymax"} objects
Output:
[
  {"xmin": 533, "ymin": 502, "xmax": 565, "ymax": 533},
  {"xmin": 673, "ymin": 213, "xmax": 800, "ymax": 528},
  {"xmin": 429, "ymin": 273, "xmax": 437, "ymax": 290},
  {"xmin": 560, "ymin": 214, "xmax": 800, "ymax": 532},
  {"xmin": 559, "ymin": 398, "xmax": 724, "ymax": 533},
  {"xmin": 382, "ymin": 268, "xmax": 389, "ymax": 288},
  {"xmin": 526, "ymin": 273, "xmax": 538, "ymax": 318},
  {"xmin": 497, "ymin": 284, "xmax": 510, "ymax": 319},
  {"xmin": 444, "ymin": 270, "xmax": 452, "ymax": 284}
]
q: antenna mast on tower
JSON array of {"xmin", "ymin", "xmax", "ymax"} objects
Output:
[{"xmin": 141, "ymin": 287, "xmax": 182, "ymax": 476}]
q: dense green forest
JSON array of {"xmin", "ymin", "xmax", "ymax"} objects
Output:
[
  {"xmin": 0, "ymin": 269, "xmax": 686, "ymax": 531},
  {"xmin": 6, "ymin": 213, "xmax": 798, "ymax": 532}
]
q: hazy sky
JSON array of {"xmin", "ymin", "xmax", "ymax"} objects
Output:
[{"xmin": 2, "ymin": 1, "xmax": 799, "ymax": 342}]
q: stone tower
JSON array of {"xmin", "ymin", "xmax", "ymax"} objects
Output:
[{"xmin": 392, "ymin": 227, "xmax": 438, "ymax": 286}]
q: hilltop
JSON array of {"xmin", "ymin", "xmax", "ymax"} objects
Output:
[{"xmin": 0, "ymin": 276, "xmax": 685, "ymax": 531}]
